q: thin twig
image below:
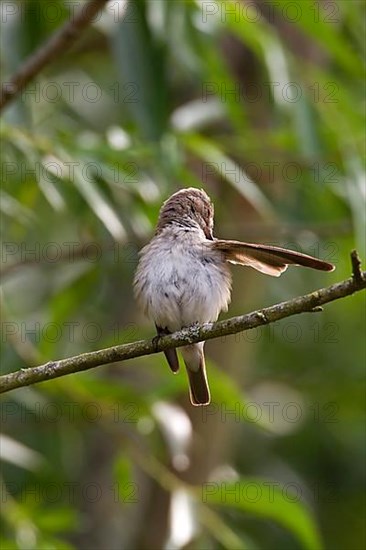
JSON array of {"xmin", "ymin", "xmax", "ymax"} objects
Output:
[
  {"xmin": 351, "ymin": 249, "xmax": 363, "ymax": 284},
  {"xmin": 1, "ymin": 256, "xmax": 364, "ymax": 395},
  {"xmin": 0, "ymin": 0, "xmax": 110, "ymax": 111}
]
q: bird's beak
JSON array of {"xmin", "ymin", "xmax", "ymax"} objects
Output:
[{"xmin": 205, "ymin": 227, "xmax": 214, "ymax": 240}]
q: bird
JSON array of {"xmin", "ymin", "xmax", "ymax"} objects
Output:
[{"xmin": 133, "ymin": 188, "xmax": 335, "ymax": 406}]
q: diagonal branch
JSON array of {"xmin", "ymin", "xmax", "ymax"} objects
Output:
[
  {"xmin": 1, "ymin": 251, "xmax": 365, "ymax": 395},
  {"xmin": 0, "ymin": 0, "xmax": 110, "ymax": 111}
]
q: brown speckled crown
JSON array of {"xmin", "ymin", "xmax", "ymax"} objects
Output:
[{"xmin": 156, "ymin": 188, "xmax": 214, "ymax": 240}]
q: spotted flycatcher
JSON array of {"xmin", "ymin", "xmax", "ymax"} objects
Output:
[{"xmin": 134, "ymin": 188, "xmax": 334, "ymax": 406}]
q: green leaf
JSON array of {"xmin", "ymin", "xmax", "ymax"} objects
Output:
[
  {"xmin": 208, "ymin": 364, "xmax": 272, "ymax": 430},
  {"xmin": 201, "ymin": 477, "xmax": 322, "ymax": 550},
  {"xmin": 273, "ymin": 0, "xmax": 364, "ymax": 76},
  {"xmin": 35, "ymin": 507, "xmax": 77, "ymax": 533},
  {"xmin": 111, "ymin": 0, "xmax": 168, "ymax": 141},
  {"xmin": 113, "ymin": 455, "xmax": 139, "ymax": 505}
]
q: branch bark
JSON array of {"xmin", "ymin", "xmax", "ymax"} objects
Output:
[
  {"xmin": 1, "ymin": 254, "xmax": 365, "ymax": 395},
  {"xmin": 0, "ymin": 0, "xmax": 110, "ymax": 111}
]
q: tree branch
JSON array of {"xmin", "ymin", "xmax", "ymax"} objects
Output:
[
  {"xmin": 0, "ymin": 0, "xmax": 110, "ymax": 111},
  {"xmin": 1, "ymin": 252, "xmax": 365, "ymax": 395}
]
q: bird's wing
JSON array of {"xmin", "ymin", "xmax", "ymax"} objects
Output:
[
  {"xmin": 212, "ymin": 240, "xmax": 335, "ymax": 277},
  {"xmin": 155, "ymin": 325, "xmax": 180, "ymax": 372}
]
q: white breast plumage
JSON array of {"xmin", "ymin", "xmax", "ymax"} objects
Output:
[{"xmin": 134, "ymin": 227, "xmax": 232, "ymax": 332}]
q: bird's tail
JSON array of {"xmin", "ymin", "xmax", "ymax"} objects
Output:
[{"xmin": 181, "ymin": 343, "xmax": 210, "ymax": 406}]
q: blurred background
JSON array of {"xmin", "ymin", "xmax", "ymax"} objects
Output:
[{"xmin": 1, "ymin": 1, "xmax": 365, "ymax": 548}]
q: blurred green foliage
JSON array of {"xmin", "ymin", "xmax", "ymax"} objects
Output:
[{"xmin": 0, "ymin": 1, "xmax": 365, "ymax": 549}]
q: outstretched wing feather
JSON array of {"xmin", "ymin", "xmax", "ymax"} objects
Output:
[{"xmin": 213, "ymin": 240, "xmax": 335, "ymax": 277}]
